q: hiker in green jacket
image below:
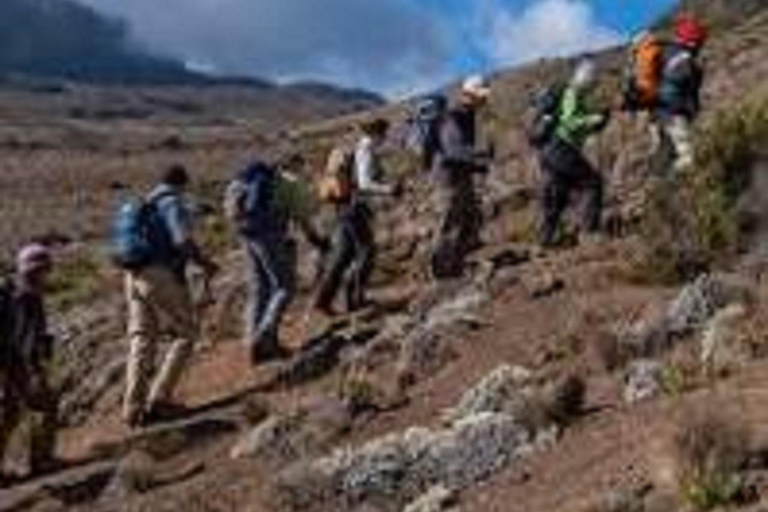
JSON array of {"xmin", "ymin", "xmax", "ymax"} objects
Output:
[{"xmin": 539, "ymin": 59, "xmax": 611, "ymax": 247}]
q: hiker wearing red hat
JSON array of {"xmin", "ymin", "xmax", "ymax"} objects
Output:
[
  {"xmin": 652, "ymin": 14, "xmax": 707, "ymax": 174},
  {"xmin": 0, "ymin": 245, "xmax": 63, "ymax": 483}
]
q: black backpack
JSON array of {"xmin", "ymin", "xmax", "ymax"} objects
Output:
[
  {"xmin": 406, "ymin": 94, "xmax": 447, "ymax": 170},
  {"xmin": 527, "ymin": 84, "xmax": 564, "ymax": 148}
]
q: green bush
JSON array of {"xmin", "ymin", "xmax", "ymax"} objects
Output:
[{"xmin": 48, "ymin": 250, "xmax": 104, "ymax": 311}]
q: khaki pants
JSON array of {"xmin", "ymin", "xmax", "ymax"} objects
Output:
[
  {"xmin": 123, "ymin": 266, "xmax": 198, "ymax": 422},
  {"xmin": 653, "ymin": 116, "xmax": 694, "ymax": 175}
]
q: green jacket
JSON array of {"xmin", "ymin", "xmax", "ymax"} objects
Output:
[{"xmin": 555, "ymin": 87, "xmax": 605, "ymax": 149}]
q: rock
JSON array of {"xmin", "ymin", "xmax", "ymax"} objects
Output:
[
  {"xmin": 396, "ymin": 327, "xmax": 456, "ymax": 389},
  {"xmin": 666, "ymin": 274, "xmax": 730, "ymax": 336},
  {"xmin": 232, "ymin": 398, "xmax": 351, "ymax": 464},
  {"xmin": 402, "ymin": 485, "xmax": 457, "ymax": 512},
  {"xmin": 443, "ymin": 365, "xmax": 534, "ymax": 425},
  {"xmin": 523, "ymin": 271, "xmax": 565, "ymax": 299},
  {"xmin": 624, "ymin": 360, "xmax": 664, "ymax": 404},
  {"xmin": 424, "ymin": 289, "xmax": 489, "ymax": 331},
  {"xmin": 276, "ymin": 412, "xmax": 536, "ymax": 510},
  {"xmin": 700, "ymin": 303, "xmax": 749, "ymax": 373}
]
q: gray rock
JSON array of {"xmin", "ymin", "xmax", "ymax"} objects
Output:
[
  {"xmin": 402, "ymin": 485, "xmax": 457, "ymax": 512},
  {"xmin": 443, "ymin": 365, "xmax": 534, "ymax": 425},
  {"xmin": 700, "ymin": 303, "xmax": 748, "ymax": 372},
  {"xmin": 666, "ymin": 274, "xmax": 730, "ymax": 336},
  {"xmin": 624, "ymin": 360, "xmax": 664, "ymax": 404}
]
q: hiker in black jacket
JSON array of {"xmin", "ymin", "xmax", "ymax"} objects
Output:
[
  {"xmin": 0, "ymin": 245, "xmax": 61, "ymax": 483},
  {"xmin": 430, "ymin": 75, "xmax": 493, "ymax": 279}
]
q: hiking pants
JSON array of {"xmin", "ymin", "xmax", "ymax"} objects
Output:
[
  {"xmin": 315, "ymin": 203, "xmax": 375, "ymax": 312},
  {"xmin": 0, "ymin": 371, "xmax": 58, "ymax": 474},
  {"xmin": 245, "ymin": 236, "xmax": 297, "ymax": 349},
  {"xmin": 123, "ymin": 266, "xmax": 198, "ymax": 422},
  {"xmin": 431, "ymin": 174, "xmax": 483, "ymax": 278},
  {"xmin": 653, "ymin": 115, "xmax": 694, "ymax": 175},
  {"xmin": 539, "ymin": 139, "xmax": 604, "ymax": 246}
]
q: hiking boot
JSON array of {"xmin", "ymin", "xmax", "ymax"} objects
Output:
[
  {"xmin": 126, "ymin": 409, "xmax": 149, "ymax": 430},
  {"xmin": 29, "ymin": 457, "xmax": 69, "ymax": 477},
  {"xmin": 144, "ymin": 401, "xmax": 191, "ymax": 425},
  {"xmin": 249, "ymin": 341, "xmax": 291, "ymax": 367}
]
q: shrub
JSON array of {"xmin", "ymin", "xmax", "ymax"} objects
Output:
[
  {"xmin": 48, "ymin": 249, "xmax": 105, "ymax": 311},
  {"xmin": 674, "ymin": 411, "xmax": 749, "ymax": 511}
]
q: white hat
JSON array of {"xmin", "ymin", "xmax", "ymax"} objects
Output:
[
  {"xmin": 17, "ymin": 244, "xmax": 53, "ymax": 276},
  {"xmin": 571, "ymin": 59, "xmax": 597, "ymax": 90},
  {"xmin": 461, "ymin": 74, "xmax": 491, "ymax": 100}
]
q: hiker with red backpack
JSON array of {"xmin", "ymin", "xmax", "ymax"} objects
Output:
[
  {"xmin": 430, "ymin": 75, "xmax": 493, "ymax": 279},
  {"xmin": 313, "ymin": 119, "xmax": 400, "ymax": 315},
  {"xmin": 531, "ymin": 59, "xmax": 611, "ymax": 248},
  {"xmin": 114, "ymin": 165, "xmax": 218, "ymax": 428},
  {"xmin": 0, "ymin": 245, "xmax": 63, "ymax": 483},
  {"xmin": 225, "ymin": 154, "xmax": 327, "ymax": 364},
  {"xmin": 623, "ymin": 15, "xmax": 707, "ymax": 174}
]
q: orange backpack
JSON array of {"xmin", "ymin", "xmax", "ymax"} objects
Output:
[
  {"xmin": 318, "ymin": 146, "xmax": 354, "ymax": 204},
  {"xmin": 624, "ymin": 33, "xmax": 664, "ymax": 110}
]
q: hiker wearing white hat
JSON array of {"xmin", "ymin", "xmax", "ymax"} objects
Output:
[{"xmin": 430, "ymin": 74, "xmax": 494, "ymax": 279}]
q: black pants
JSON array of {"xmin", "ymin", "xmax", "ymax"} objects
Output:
[
  {"xmin": 315, "ymin": 202, "xmax": 375, "ymax": 313},
  {"xmin": 539, "ymin": 138, "xmax": 604, "ymax": 246}
]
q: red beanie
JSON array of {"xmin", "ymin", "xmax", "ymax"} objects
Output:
[{"xmin": 676, "ymin": 14, "xmax": 707, "ymax": 48}]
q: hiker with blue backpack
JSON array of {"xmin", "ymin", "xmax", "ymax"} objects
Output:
[
  {"xmin": 225, "ymin": 154, "xmax": 327, "ymax": 365},
  {"xmin": 530, "ymin": 59, "xmax": 611, "ymax": 249},
  {"xmin": 313, "ymin": 118, "xmax": 401, "ymax": 315},
  {"xmin": 430, "ymin": 75, "xmax": 493, "ymax": 279},
  {"xmin": 114, "ymin": 165, "xmax": 217, "ymax": 428}
]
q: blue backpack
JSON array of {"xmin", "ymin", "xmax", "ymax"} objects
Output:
[
  {"xmin": 406, "ymin": 94, "xmax": 447, "ymax": 171},
  {"xmin": 111, "ymin": 191, "xmax": 175, "ymax": 270},
  {"xmin": 235, "ymin": 162, "xmax": 279, "ymax": 236}
]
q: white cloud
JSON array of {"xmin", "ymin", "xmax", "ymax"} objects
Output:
[
  {"xmin": 78, "ymin": 0, "xmax": 454, "ymax": 97},
  {"xmin": 482, "ymin": 0, "xmax": 622, "ymax": 67}
]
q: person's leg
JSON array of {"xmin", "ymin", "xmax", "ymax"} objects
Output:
[
  {"xmin": 457, "ymin": 180, "xmax": 483, "ymax": 254},
  {"xmin": 0, "ymin": 386, "xmax": 22, "ymax": 478},
  {"xmin": 245, "ymin": 239, "xmax": 270, "ymax": 348},
  {"xmin": 122, "ymin": 272, "xmax": 159, "ymax": 426},
  {"xmin": 27, "ymin": 378, "xmax": 60, "ymax": 474},
  {"xmin": 314, "ymin": 220, "xmax": 355, "ymax": 313},
  {"xmin": 251, "ymin": 237, "xmax": 297, "ymax": 351},
  {"xmin": 540, "ymin": 169, "xmax": 570, "ymax": 247},
  {"xmin": 145, "ymin": 267, "xmax": 199, "ymax": 411},
  {"xmin": 573, "ymin": 155, "xmax": 604, "ymax": 234},
  {"xmin": 347, "ymin": 209, "xmax": 376, "ymax": 312},
  {"xmin": 431, "ymin": 185, "xmax": 466, "ymax": 278},
  {"xmin": 668, "ymin": 116, "xmax": 694, "ymax": 171}
]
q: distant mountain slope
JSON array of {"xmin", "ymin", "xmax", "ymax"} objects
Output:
[{"xmin": 0, "ymin": 0, "xmax": 383, "ymax": 111}]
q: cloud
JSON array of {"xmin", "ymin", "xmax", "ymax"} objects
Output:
[
  {"xmin": 78, "ymin": 0, "xmax": 454, "ymax": 97},
  {"xmin": 481, "ymin": 0, "xmax": 623, "ymax": 67}
]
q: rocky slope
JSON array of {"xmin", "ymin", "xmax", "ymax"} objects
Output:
[{"xmin": 1, "ymin": 2, "xmax": 768, "ymax": 512}]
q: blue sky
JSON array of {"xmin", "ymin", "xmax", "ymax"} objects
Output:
[{"xmin": 82, "ymin": 0, "xmax": 680, "ymax": 97}]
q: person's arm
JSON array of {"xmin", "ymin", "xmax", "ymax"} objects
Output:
[
  {"xmin": 355, "ymin": 139, "xmax": 394, "ymax": 195},
  {"xmin": 559, "ymin": 89, "xmax": 606, "ymax": 135},
  {"xmin": 162, "ymin": 196, "xmax": 217, "ymax": 275},
  {"xmin": 439, "ymin": 116, "xmax": 491, "ymax": 172}
]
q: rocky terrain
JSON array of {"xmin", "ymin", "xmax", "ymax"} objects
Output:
[{"xmin": 1, "ymin": 1, "xmax": 768, "ymax": 512}]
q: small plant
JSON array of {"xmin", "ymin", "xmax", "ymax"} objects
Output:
[
  {"xmin": 674, "ymin": 411, "xmax": 749, "ymax": 511},
  {"xmin": 48, "ymin": 249, "xmax": 105, "ymax": 311}
]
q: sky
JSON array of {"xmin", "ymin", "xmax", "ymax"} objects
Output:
[{"xmin": 79, "ymin": 0, "xmax": 679, "ymax": 97}]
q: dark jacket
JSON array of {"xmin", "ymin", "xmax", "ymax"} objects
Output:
[
  {"xmin": 0, "ymin": 281, "xmax": 52, "ymax": 379},
  {"xmin": 433, "ymin": 105, "xmax": 489, "ymax": 186},
  {"xmin": 658, "ymin": 44, "xmax": 704, "ymax": 119}
]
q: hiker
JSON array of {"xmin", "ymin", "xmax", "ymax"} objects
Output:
[
  {"xmin": 430, "ymin": 75, "xmax": 493, "ymax": 279},
  {"xmin": 538, "ymin": 59, "xmax": 611, "ymax": 248},
  {"xmin": 0, "ymin": 244, "xmax": 62, "ymax": 482},
  {"xmin": 225, "ymin": 154, "xmax": 327, "ymax": 364},
  {"xmin": 314, "ymin": 118, "xmax": 400, "ymax": 315},
  {"xmin": 654, "ymin": 14, "xmax": 707, "ymax": 173},
  {"xmin": 119, "ymin": 165, "xmax": 217, "ymax": 428}
]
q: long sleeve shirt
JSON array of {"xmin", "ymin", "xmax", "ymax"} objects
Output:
[
  {"xmin": 0, "ymin": 281, "xmax": 51, "ymax": 378},
  {"xmin": 659, "ymin": 45, "xmax": 703, "ymax": 120},
  {"xmin": 354, "ymin": 136, "xmax": 394, "ymax": 196},
  {"xmin": 433, "ymin": 105, "xmax": 489, "ymax": 186}
]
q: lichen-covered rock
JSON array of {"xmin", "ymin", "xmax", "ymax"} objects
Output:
[
  {"xmin": 666, "ymin": 274, "xmax": 730, "ymax": 335},
  {"xmin": 700, "ymin": 303, "xmax": 749, "ymax": 372},
  {"xmin": 443, "ymin": 365, "xmax": 534, "ymax": 425},
  {"xmin": 624, "ymin": 360, "xmax": 664, "ymax": 404}
]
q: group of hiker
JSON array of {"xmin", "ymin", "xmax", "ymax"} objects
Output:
[{"xmin": 0, "ymin": 14, "xmax": 707, "ymax": 482}]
